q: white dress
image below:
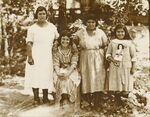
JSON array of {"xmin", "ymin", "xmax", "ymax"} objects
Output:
[{"xmin": 24, "ymin": 22, "xmax": 59, "ymax": 94}]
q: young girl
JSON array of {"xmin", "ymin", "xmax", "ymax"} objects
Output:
[
  {"xmin": 53, "ymin": 31, "xmax": 81, "ymax": 108},
  {"xmin": 106, "ymin": 24, "xmax": 136, "ymax": 106}
]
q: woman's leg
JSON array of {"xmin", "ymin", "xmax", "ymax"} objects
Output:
[
  {"xmin": 115, "ymin": 91, "xmax": 122, "ymax": 106},
  {"xmin": 32, "ymin": 88, "xmax": 40, "ymax": 105},
  {"xmin": 60, "ymin": 93, "xmax": 69, "ymax": 107},
  {"xmin": 42, "ymin": 89, "xmax": 49, "ymax": 104},
  {"xmin": 93, "ymin": 91, "xmax": 104, "ymax": 112},
  {"xmin": 81, "ymin": 93, "xmax": 92, "ymax": 111},
  {"xmin": 120, "ymin": 91, "xmax": 129, "ymax": 107}
]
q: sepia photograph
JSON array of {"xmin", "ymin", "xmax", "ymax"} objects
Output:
[{"xmin": 0, "ymin": 0, "xmax": 149, "ymax": 116}]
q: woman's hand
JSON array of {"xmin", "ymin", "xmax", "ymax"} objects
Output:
[
  {"xmin": 57, "ymin": 73, "xmax": 66, "ymax": 80},
  {"xmin": 113, "ymin": 59, "xmax": 120, "ymax": 67},
  {"xmin": 63, "ymin": 72, "xmax": 71, "ymax": 79},
  {"xmin": 107, "ymin": 56, "xmax": 120, "ymax": 67},
  {"xmin": 61, "ymin": 69, "xmax": 73, "ymax": 79},
  {"xmin": 28, "ymin": 57, "xmax": 34, "ymax": 65},
  {"xmin": 130, "ymin": 65, "xmax": 136, "ymax": 75}
]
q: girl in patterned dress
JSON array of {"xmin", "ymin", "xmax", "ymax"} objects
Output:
[{"xmin": 53, "ymin": 31, "xmax": 81, "ymax": 108}]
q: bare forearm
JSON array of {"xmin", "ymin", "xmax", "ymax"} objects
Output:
[
  {"xmin": 132, "ymin": 61, "xmax": 136, "ymax": 68},
  {"xmin": 26, "ymin": 42, "xmax": 33, "ymax": 58}
]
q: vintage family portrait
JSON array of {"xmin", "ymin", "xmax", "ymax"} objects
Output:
[{"xmin": 0, "ymin": 0, "xmax": 149, "ymax": 117}]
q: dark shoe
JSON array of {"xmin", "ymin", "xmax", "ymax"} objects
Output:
[
  {"xmin": 60, "ymin": 97, "xmax": 64, "ymax": 107},
  {"xmin": 84, "ymin": 105, "xmax": 92, "ymax": 111},
  {"xmin": 94, "ymin": 106, "xmax": 102, "ymax": 112},
  {"xmin": 43, "ymin": 98, "xmax": 55, "ymax": 105},
  {"xmin": 32, "ymin": 88, "xmax": 40, "ymax": 106},
  {"xmin": 33, "ymin": 98, "xmax": 40, "ymax": 106},
  {"xmin": 43, "ymin": 98, "xmax": 49, "ymax": 104},
  {"xmin": 49, "ymin": 99, "xmax": 55, "ymax": 105},
  {"xmin": 42, "ymin": 89, "xmax": 49, "ymax": 104}
]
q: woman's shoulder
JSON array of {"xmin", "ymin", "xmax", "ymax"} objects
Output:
[
  {"xmin": 47, "ymin": 22, "xmax": 57, "ymax": 29},
  {"xmin": 96, "ymin": 28, "xmax": 105, "ymax": 33},
  {"xmin": 111, "ymin": 39, "xmax": 121, "ymax": 43},
  {"xmin": 28, "ymin": 23, "xmax": 37, "ymax": 28},
  {"xmin": 75, "ymin": 28, "xmax": 85, "ymax": 36}
]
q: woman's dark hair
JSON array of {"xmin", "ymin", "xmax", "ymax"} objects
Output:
[
  {"xmin": 114, "ymin": 24, "xmax": 132, "ymax": 40},
  {"xmin": 35, "ymin": 6, "xmax": 47, "ymax": 19},
  {"xmin": 117, "ymin": 44, "xmax": 124, "ymax": 49},
  {"xmin": 57, "ymin": 30, "xmax": 73, "ymax": 46},
  {"xmin": 83, "ymin": 14, "xmax": 98, "ymax": 26}
]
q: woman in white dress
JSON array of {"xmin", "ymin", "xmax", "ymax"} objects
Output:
[{"xmin": 24, "ymin": 6, "xmax": 59, "ymax": 105}]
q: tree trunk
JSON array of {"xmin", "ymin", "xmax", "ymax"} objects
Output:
[{"xmin": 57, "ymin": 0, "xmax": 67, "ymax": 33}]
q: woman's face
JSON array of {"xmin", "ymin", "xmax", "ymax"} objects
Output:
[
  {"xmin": 37, "ymin": 10, "xmax": 47, "ymax": 22},
  {"xmin": 116, "ymin": 28, "xmax": 125, "ymax": 39},
  {"xmin": 86, "ymin": 19, "xmax": 96, "ymax": 30},
  {"xmin": 61, "ymin": 36, "xmax": 70, "ymax": 48}
]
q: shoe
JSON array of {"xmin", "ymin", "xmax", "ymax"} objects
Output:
[
  {"xmin": 43, "ymin": 98, "xmax": 49, "ymax": 104},
  {"xmin": 49, "ymin": 99, "xmax": 55, "ymax": 105},
  {"xmin": 94, "ymin": 107, "xmax": 101, "ymax": 112},
  {"xmin": 33, "ymin": 98, "xmax": 40, "ymax": 106},
  {"xmin": 83, "ymin": 105, "xmax": 92, "ymax": 111},
  {"xmin": 60, "ymin": 98, "xmax": 64, "ymax": 107}
]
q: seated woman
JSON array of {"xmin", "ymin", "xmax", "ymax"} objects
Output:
[{"xmin": 53, "ymin": 31, "xmax": 81, "ymax": 108}]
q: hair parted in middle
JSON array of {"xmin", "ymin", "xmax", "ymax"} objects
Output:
[
  {"xmin": 114, "ymin": 24, "xmax": 132, "ymax": 40},
  {"xmin": 34, "ymin": 6, "xmax": 47, "ymax": 19}
]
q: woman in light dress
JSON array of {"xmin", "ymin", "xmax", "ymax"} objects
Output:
[
  {"xmin": 74, "ymin": 14, "xmax": 108, "ymax": 111},
  {"xmin": 24, "ymin": 6, "xmax": 59, "ymax": 105}
]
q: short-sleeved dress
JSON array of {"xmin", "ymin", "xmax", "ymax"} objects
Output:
[
  {"xmin": 24, "ymin": 22, "xmax": 59, "ymax": 94},
  {"xmin": 76, "ymin": 28, "xmax": 108, "ymax": 93},
  {"xmin": 53, "ymin": 46, "xmax": 81, "ymax": 102},
  {"xmin": 106, "ymin": 39, "xmax": 136, "ymax": 91}
]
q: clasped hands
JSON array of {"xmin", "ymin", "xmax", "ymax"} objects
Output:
[
  {"xmin": 57, "ymin": 67, "xmax": 73, "ymax": 80},
  {"xmin": 57, "ymin": 71, "xmax": 71, "ymax": 80},
  {"xmin": 112, "ymin": 59, "xmax": 120, "ymax": 67}
]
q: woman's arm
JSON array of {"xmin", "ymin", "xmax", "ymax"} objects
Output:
[
  {"xmin": 69, "ymin": 44, "xmax": 79, "ymax": 75},
  {"xmin": 26, "ymin": 42, "xmax": 33, "ymax": 58},
  {"xmin": 131, "ymin": 61, "xmax": 136, "ymax": 74},
  {"xmin": 26, "ymin": 26, "xmax": 34, "ymax": 65},
  {"xmin": 130, "ymin": 42, "xmax": 137, "ymax": 74},
  {"xmin": 26, "ymin": 41, "xmax": 34, "ymax": 65}
]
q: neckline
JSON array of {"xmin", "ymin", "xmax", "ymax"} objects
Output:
[
  {"xmin": 36, "ymin": 21, "xmax": 49, "ymax": 28},
  {"xmin": 58, "ymin": 46, "xmax": 71, "ymax": 56}
]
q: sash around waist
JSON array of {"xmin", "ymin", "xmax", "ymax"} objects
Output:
[{"xmin": 81, "ymin": 48, "xmax": 103, "ymax": 51}]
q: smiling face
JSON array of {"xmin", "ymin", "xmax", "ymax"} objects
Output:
[
  {"xmin": 37, "ymin": 10, "xmax": 47, "ymax": 23},
  {"xmin": 116, "ymin": 28, "xmax": 125, "ymax": 39},
  {"xmin": 86, "ymin": 19, "xmax": 96, "ymax": 30},
  {"xmin": 61, "ymin": 36, "xmax": 70, "ymax": 48}
]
